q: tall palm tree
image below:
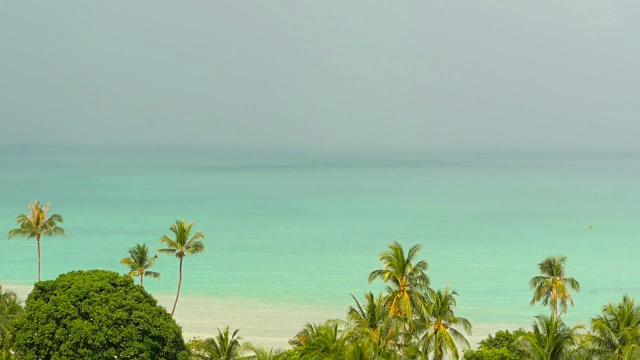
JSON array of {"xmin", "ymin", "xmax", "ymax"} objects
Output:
[
  {"xmin": 530, "ymin": 255, "xmax": 580, "ymax": 319},
  {"xmin": 516, "ymin": 314, "xmax": 586, "ymax": 360},
  {"xmin": 158, "ymin": 219, "xmax": 205, "ymax": 316},
  {"xmin": 8, "ymin": 201, "xmax": 65, "ymax": 282},
  {"xmin": 419, "ymin": 287, "xmax": 472, "ymax": 360},
  {"xmin": 368, "ymin": 241, "xmax": 430, "ymax": 348},
  {"xmin": 120, "ymin": 243, "xmax": 160, "ymax": 288},
  {"xmin": 590, "ymin": 295, "xmax": 640, "ymax": 359}
]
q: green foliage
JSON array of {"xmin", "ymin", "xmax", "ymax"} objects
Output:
[
  {"xmin": 347, "ymin": 291, "xmax": 400, "ymax": 358},
  {"xmin": 8, "ymin": 200, "xmax": 65, "ymax": 282},
  {"xmin": 0, "ymin": 286, "xmax": 24, "ymax": 351},
  {"xmin": 419, "ymin": 287, "xmax": 472, "ymax": 360},
  {"xmin": 529, "ymin": 255, "xmax": 580, "ymax": 319},
  {"xmin": 289, "ymin": 321, "xmax": 350, "ymax": 359},
  {"xmin": 368, "ymin": 241, "xmax": 430, "ymax": 351},
  {"xmin": 158, "ymin": 219, "xmax": 206, "ymax": 316},
  {"xmin": 515, "ymin": 314, "xmax": 586, "ymax": 360},
  {"xmin": 463, "ymin": 347, "xmax": 518, "ymax": 360},
  {"xmin": 10, "ymin": 270, "xmax": 188, "ymax": 360},
  {"xmin": 120, "ymin": 243, "xmax": 160, "ymax": 288},
  {"xmin": 277, "ymin": 347, "xmax": 304, "ymax": 360},
  {"xmin": 463, "ymin": 329, "xmax": 531, "ymax": 360},
  {"xmin": 188, "ymin": 327, "xmax": 249, "ymax": 359},
  {"xmin": 368, "ymin": 241, "xmax": 430, "ymax": 323},
  {"xmin": 590, "ymin": 295, "xmax": 640, "ymax": 359},
  {"xmin": 247, "ymin": 344, "xmax": 284, "ymax": 360}
]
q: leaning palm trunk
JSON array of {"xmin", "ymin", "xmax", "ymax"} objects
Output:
[
  {"xmin": 158, "ymin": 219, "xmax": 205, "ymax": 317},
  {"xmin": 171, "ymin": 257, "xmax": 184, "ymax": 316}
]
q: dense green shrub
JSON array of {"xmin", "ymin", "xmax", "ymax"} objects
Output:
[
  {"xmin": 463, "ymin": 329, "xmax": 532, "ymax": 360},
  {"xmin": 11, "ymin": 270, "xmax": 188, "ymax": 360}
]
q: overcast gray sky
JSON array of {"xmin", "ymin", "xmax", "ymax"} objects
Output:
[{"xmin": 1, "ymin": 1, "xmax": 638, "ymax": 152}]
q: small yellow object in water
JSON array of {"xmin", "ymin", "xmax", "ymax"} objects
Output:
[{"xmin": 584, "ymin": 225, "xmax": 595, "ymax": 230}]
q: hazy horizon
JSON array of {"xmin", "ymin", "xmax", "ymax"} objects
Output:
[{"xmin": 2, "ymin": 2, "xmax": 639, "ymax": 152}]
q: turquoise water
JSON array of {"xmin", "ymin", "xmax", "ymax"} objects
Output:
[{"xmin": 1, "ymin": 146, "xmax": 639, "ymax": 346}]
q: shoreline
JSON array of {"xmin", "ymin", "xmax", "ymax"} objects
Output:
[{"xmin": 2, "ymin": 280, "xmax": 522, "ymax": 350}]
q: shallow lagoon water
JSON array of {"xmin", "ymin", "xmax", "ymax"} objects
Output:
[{"xmin": 1, "ymin": 147, "xmax": 639, "ymax": 348}]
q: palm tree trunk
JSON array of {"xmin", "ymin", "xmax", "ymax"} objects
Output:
[
  {"xmin": 140, "ymin": 274, "xmax": 144, "ymax": 288},
  {"xmin": 171, "ymin": 257, "xmax": 183, "ymax": 316},
  {"xmin": 36, "ymin": 235, "xmax": 41, "ymax": 282}
]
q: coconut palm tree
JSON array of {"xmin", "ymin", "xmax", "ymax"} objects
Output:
[
  {"xmin": 290, "ymin": 321, "xmax": 350, "ymax": 360},
  {"xmin": 8, "ymin": 201, "xmax": 65, "ymax": 282},
  {"xmin": 368, "ymin": 241, "xmax": 430, "ymax": 348},
  {"xmin": 0, "ymin": 286, "xmax": 24, "ymax": 351},
  {"xmin": 516, "ymin": 314, "xmax": 586, "ymax": 360},
  {"xmin": 418, "ymin": 287, "xmax": 472, "ymax": 360},
  {"xmin": 120, "ymin": 243, "xmax": 160, "ymax": 288},
  {"xmin": 530, "ymin": 255, "xmax": 580, "ymax": 319},
  {"xmin": 346, "ymin": 291, "xmax": 399, "ymax": 357},
  {"xmin": 590, "ymin": 295, "xmax": 640, "ymax": 359},
  {"xmin": 189, "ymin": 327, "xmax": 249, "ymax": 360},
  {"xmin": 158, "ymin": 219, "xmax": 205, "ymax": 316},
  {"xmin": 245, "ymin": 345, "xmax": 283, "ymax": 360}
]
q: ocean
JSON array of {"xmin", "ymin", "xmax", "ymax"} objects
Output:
[{"xmin": 1, "ymin": 146, "xmax": 639, "ymax": 348}]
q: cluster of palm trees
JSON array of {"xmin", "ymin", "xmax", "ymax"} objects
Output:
[
  {"xmin": 120, "ymin": 219, "xmax": 206, "ymax": 316},
  {"xmin": 7, "ymin": 201, "xmax": 206, "ymax": 317},
  {"xmin": 182, "ymin": 241, "xmax": 471, "ymax": 360},
  {"xmin": 184, "ymin": 251, "xmax": 640, "ymax": 360},
  {"xmin": 6, "ymin": 201, "xmax": 640, "ymax": 359},
  {"xmin": 509, "ymin": 256, "xmax": 640, "ymax": 359},
  {"xmin": 284, "ymin": 241, "xmax": 472, "ymax": 359}
]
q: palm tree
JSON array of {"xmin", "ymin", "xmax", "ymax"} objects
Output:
[
  {"xmin": 120, "ymin": 243, "xmax": 160, "ymax": 288},
  {"xmin": 290, "ymin": 321, "xmax": 350, "ymax": 360},
  {"xmin": 158, "ymin": 219, "xmax": 205, "ymax": 316},
  {"xmin": 418, "ymin": 287, "xmax": 472, "ymax": 360},
  {"xmin": 346, "ymin": 291, "xmax": 399, "ymax": 357},
  {"xmin": 245, "ymin": 345, "xmax": 283, "ymax": 360},
  {"xmin": 368, "ymin": 241, "xmax": 430, "ymax": 348},
  {"xmin": 0, "ymin": 286, "xmax": 24, "ymax": 351},
  {"xmin": 590, "ymin": 295, "xmax": 640, "ymax": 359},
  {"xmin": 190, "ymin": 327, "xmax": 249, "ymax": 360},
  {"xmin": 530, "ymin": 255, "xmax": 580, "ymax": 319},
  {"xmin": 516, "ymin": 314, "xmax": 586, "ymax": 360},
  {"xmin": 8, "ymin": 201, "xmax": 66, "ymax": 282}
]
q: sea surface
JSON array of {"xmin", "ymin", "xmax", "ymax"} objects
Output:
[{"xmin": 1, "ymin": 146, "xmax": 639, "ymax": 349}]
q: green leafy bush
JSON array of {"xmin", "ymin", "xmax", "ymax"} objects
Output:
[{"xmin": 11, "ymin": 270, "xmax": 188, "ymax": 360}]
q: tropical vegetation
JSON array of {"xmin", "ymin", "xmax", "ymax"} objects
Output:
[
  {"xmin": 188, "ymin": 326, "xmax": 250, "ymax": 359},
  {"xmin": 4, "ymin": 202, "xmax": 640, "ymax": 359},
  {"xmin": 120, "ymin": 243, "xmax": 160, "ymax": 288},
  {"xmin": 10, "ymin": 270, "xmax": 188, "ymax": 359},
  {"xmin": 514, "ymin": 314, "xmax": 586, "ymax": 360},
  {"xmin": 589, "ymin": 295, "xmax": 640, "ymax": 359},
  {"xmin": 158, "ymin": 219, "xmax": 206, "ymax": 316},
  {"xmin": 529, "ymin": 255, "xmax": 580, "ymax": 320},
  {"xmin": 0, "ymin": 286, "xmax": 24, "ymax": 352},
  {"xmin": 8, "ymin": 200, "xmax": 65, "ymax": 282}
]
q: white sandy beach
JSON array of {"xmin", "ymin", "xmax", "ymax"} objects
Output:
[{"xmin": 3, "ymin": 280, "xmax": 519, "ymax": 350}]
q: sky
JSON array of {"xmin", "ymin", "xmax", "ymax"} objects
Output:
[{"xmin": 1, "ymin": 1, "xmax": 638, "ymax": 152}]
